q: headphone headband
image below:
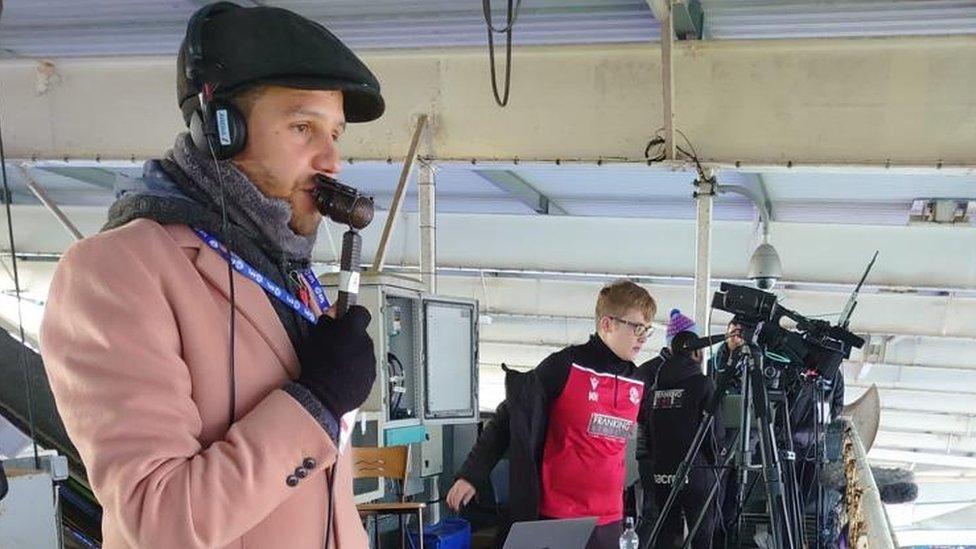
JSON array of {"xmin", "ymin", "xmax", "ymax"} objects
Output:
[{"xmin": 184, "ymin": 2, "xmax": 240, "ymax": 87}]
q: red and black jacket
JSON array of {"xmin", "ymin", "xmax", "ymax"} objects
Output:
[{"xmin": 458, "ymin": 335, "xmax": 649, "ymax": 532}]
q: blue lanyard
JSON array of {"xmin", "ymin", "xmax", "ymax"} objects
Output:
[{"xmin": 193, "ymin": 228, "xmax": 329, "ymax": 324}]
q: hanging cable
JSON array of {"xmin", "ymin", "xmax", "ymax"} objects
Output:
[
  {"xmin": 0, "ymin": 80, "xmax": 41, "ymax": 470},
  {"xmin": 204, "ymin": 127, "xmax": 238, "ymax": 427},
  {"xmin": 482, "ymin": 0, "xmax": 523, "ymax": 107},
  {"xmin": 644, "ymin": 127, "xmax": 711, "ymax": 183}
]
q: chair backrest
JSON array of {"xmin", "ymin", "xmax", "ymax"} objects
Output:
[{"xmin": 352, "ymin": 445, "xmax": 411, "ymax": 497}]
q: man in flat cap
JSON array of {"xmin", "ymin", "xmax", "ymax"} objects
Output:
[{"xmin": 40, "ymin": 3, "xmax": 382, "ymax": 547}]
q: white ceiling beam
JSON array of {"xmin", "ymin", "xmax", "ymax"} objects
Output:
[
  {"xmin": 880, "ymin": 410, "xmax": 976, "ymax": 438},
  {"xmin": 7, "ymin": 206, "xmax": 975, "ymax": 294},
  {"xmin": 893, "ymin": 530, "xmax": 976, "ymax": 547},
  {"xmin": 848, "ymin": 386, "xmax": 974, "ymax": 416},
  {"xmin": 874, "ymin": 431, "xmax": 976, "ymax": 455},
  {"xmin": 869, "ymin": 449, "xmax": 976, "ymax": 469},
  {"xmin": 472, "ymin": 170, "xmax": 566, "ymax": 215},
  {"xmin": 2, "ymin": 35, "xmax": 975, "ymax": 168},
  {"xmin": 848, "ymin": 365, "xmax": 976, "ymax": 393}
]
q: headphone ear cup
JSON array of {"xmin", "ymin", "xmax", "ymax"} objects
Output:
[
  {"xmin": 188, "ymin": 99, "xmax": 247, "ymax": 160},
  {"xmin": 209, "ymin": 99, "xmax": 247, "ymax": 160},
  {"xmin": 188, "ymin": 108, "xmax": 210, "ymax": 155}
]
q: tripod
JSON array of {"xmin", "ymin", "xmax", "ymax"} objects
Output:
[
  {"xmin": 642, "ymin": 340, "xmax": 805, "ymax": 549},
  {"xmin": 791, "ymin": 374, "xmax": 836, "ymax": 549}
]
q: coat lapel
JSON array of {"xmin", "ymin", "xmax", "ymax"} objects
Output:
[{"xmin": 167, "ymin": 225, "xmax": 300, "ymax": 379}]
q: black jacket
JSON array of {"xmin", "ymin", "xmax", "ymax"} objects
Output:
[
  {"xmin": 639, "ymin": 352, "xmax": 724, "ymax": 477},
  {"xmin": 457, "ymin": 335, "xmax": 640, "ymax": 524},
  {"xmin": 635, "ymin": 349, "xmax": 668, "ymax": 466}
]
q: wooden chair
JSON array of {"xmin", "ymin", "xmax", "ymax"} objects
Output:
[{"xmin": 353, "ymin": 445, "xmax": 426, "ymax": 549}]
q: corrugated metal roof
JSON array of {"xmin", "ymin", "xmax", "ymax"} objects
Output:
[
  {"xmin": 0, "ymin": 0, "xmax": 657, "ymax": 58},
  {"xmin": 1, "ymin": 0, "xmax": 974, "ymax": 58},
  {"xmin": 702, "ymin": 0, "xmax": 976, "ymax": 39}
]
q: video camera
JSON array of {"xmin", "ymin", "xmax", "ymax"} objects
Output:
[{"xmin": 711, "ymin": 283, "xmax": 865, "ymax": 379}]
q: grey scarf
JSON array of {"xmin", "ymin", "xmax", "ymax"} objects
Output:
[
  {"xmin": 103, "ymin": 134, "xmax": 315, "ymax": 350},
  {"xmin": 170, "ymin": 133, "xmax": 316, "ymax": 261}
]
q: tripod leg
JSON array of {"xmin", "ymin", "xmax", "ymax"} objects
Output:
[
  {"xmin": 644, "ymin": 415, "xmax": 717, "ymax": 549},
  {"xmin": 775, "ymin": 390, "xmax": 805, "ymax": 548},
  {"xmin": 684, "ymin": 436, "xmax": 739, "ymax": 549},
  {"xmin": 735, "ymin": 357, "xmax": 753, "ymax": 548},
  {"xmin": 749, "ymin": 361, "xmax": 793, "ymax": 549}
]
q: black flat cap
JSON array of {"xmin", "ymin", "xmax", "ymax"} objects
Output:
[{"xmin": 177, "ymin": 2, "xmax": 384, "ymax": 124}]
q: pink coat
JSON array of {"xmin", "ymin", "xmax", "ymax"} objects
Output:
[{"xmin": 40, "ymin": 219, "xmax": 368, "ymax": 548}]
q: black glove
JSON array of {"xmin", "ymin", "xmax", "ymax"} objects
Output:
[{"xmin": 297, "ymin": 305, "xmax": 377, "ymax": 418}]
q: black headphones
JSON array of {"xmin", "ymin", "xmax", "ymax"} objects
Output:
[{"xmin": 184, "ymin": 2, "xmax": 247, "ymax": 160}]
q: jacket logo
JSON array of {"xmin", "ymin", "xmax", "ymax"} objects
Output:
[
  {"xmin": 654, "ymin": 474, "xmax": 681, "ymax": 485},
  {"xmin": 629, "ymin": 386, "xmax": 640, "ymax": 405},
  {"xmin": 653, "ymin": 388, "xmax": 684, "ymax": 409},
  {"xmin": 654, "ymin": 474, "xmax": 689, "ymax": 486},
  {"xmin": 588, "ymin": 376, "xmax": 599, "ymax": 402},
  {"xmin": 587, "ymin": 413, "xmax": 634, "ymax": 440}
]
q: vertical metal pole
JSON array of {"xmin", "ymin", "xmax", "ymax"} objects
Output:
[
  {"xmin": 693, "ymin": 176, "xmax": 714, "ymax": 371},
  {"xmin": 661, "ymin": 0, "xmax": 676, "ymax": 160},
  {"xmin": 418, "ymin": 161, "xmax": 437, "ymax": 294}
]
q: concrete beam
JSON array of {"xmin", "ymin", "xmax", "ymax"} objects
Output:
[{"xmin": 2, "ymin": 36, "xmax": 975, "ymax": 167}]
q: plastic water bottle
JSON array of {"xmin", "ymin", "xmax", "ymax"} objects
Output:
[{"xmin": 619, "ymin": 517, "xmax": 639, "ymax": 549}]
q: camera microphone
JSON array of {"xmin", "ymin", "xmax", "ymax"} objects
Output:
[
  {"xmin": 673, "ymin": 333, "xmax": 727, "ymax": 354},
  {"xmin": 778, "ymin": 315, "xmax": 799, "ymax": 332}
]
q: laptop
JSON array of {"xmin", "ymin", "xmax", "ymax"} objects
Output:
[{"xmin": 502, "ymin": 517, "xmax": 598, "ymax": 549}]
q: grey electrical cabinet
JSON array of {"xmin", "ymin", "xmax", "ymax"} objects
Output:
[{"xmin": 319, "ymin": 273, "xmax": 480, "ymax": 432}]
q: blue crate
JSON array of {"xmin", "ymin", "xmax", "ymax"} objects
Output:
[{"xmin": 408, "ymin": 517, "xmax": 471, "ymax": 549}]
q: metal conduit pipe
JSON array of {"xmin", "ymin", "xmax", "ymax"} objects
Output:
[{"xmin": 418, "ymin": 161, "xmax": 437, "ymax": 293}]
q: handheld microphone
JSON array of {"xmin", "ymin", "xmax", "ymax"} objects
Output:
[
  {"xmin": 335, "ymin": 230, "xmax": 361, "ymax": 317},
  {"xmin": 314, "ymin": 175, "xmax": 374, "ymax": 230},
  {"xmin": 313, "ymin": 176, "xmax": 374, "ymax": 317}
]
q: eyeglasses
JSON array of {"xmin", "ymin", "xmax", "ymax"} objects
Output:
[{"xmin": 609, "ymin": 316, "xmax": 655, "ymax": 338}]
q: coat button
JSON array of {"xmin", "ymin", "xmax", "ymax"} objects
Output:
[
  {"xmin": 303, "ymin": 458, "xmax": 317, "ymax": 469},
  {"xmin": 286, "ymin": 474, "xmax": 299, "ymax": 487},
  {"xmin": 295, "ymin": 467, "xmax": 308, "ymax": 479}
]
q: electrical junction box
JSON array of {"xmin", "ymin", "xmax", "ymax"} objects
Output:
[
  {"xmin": 0, "ymin": 453, "xmax": 68, "ymax": 549},
  {"xmin": 320, "ymin": 272, "xmax": 480, "ymax": 429},
  {"xmin": 320, "ymin": 273, "xmax": 478, "ymax": 501}
]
